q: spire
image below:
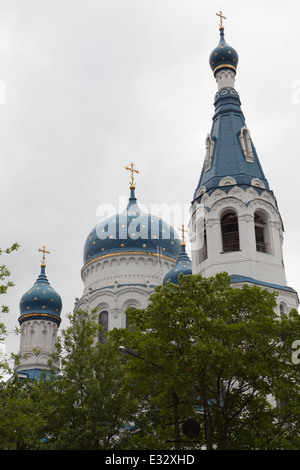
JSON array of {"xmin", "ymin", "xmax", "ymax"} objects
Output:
[
  {"xmin": 178, "ymin": 224, "xmax": 188, "ymax": 247},
  {"xmin": 193, "ymin": 18, "xmax": 269, "ymax": 200},
  {"xmin": 209, "ymin": 13, "xmax": 238, "ymax": 78},
  {"xmin": 125, "ymin": 162, "xmax": 140, "ymax": 211},
  {"xmin": 38, "ymin": 244, "xmax": 50, "ymax": 268},
  {"xmin": 216, "ymin": 10, "xmax": 226, "ymax": 29},
  {"xmin": 125, "ymin": 162, "xmax": 140, "ymax": 190},
  {"xmin": 163, "ymin": 225, "xmax": 192, "ymax": 286}
]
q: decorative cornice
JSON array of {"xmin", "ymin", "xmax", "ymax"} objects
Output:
[{"xmin": 82, "ymin": 250, "xmax": 178, "ymax": 271}]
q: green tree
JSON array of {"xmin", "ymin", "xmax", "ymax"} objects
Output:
[
  {"xmin": 35, "ymin": 309, "xmax": 139, "ymax": 450},
  {"xmin": 0, "ymin": 243, "xmax": 45, "ymax": 450},
  {"xmin": 0, "ymin": 375, "xmax": 47, "ymax": 450},
  {"xmin": 110, "ymin": 272, "xmax": 300, "ymax": 450},
  {"xmin": 0, "ymin": 243, "xmax": 20, "ymax": 379}
]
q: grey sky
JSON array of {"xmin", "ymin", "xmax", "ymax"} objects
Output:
[{"xmin": 1, "ymin": 0, "xmax": 300, "ymax": 368}]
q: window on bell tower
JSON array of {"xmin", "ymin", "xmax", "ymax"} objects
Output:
[
  {"xmin": 254, "ymin": 211, "xmax": 271, "ymax": 254},
  {"xmin": 221, "ymin": 211, "xmax": 240, "ymax": 252}
]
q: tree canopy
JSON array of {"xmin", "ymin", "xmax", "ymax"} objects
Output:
[
  {"xmin": 1, "ymin": 269, "xmax": 300, "ymax": 450},
  {"xmin": 110, "ymin": 272, "xmax": 300, "ymax": 450}
]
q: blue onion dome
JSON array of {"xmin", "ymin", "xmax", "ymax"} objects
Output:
[
  {"xmin": 209, "ymin": 26, "xmax": 239, "ymax": 76},
  {"xmin": 163, "ymin": 243, "xmax": 192, "ymax": 285},
  {"xmin": 83, "ymin": 187, "xmax": 182, "ymax": 266},
  {"xmin": 19, "ymin": 260, "xmax": 62, "ymax": 327}
]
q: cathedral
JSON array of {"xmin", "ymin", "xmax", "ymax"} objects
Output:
[{"xmin": 13, "ymin": 14, "xmax": 299, "ymax": 379}]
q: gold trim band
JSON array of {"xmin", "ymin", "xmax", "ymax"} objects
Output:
[
  {"xmin": 18, "ymin": 313, "xmax": 61, "ymax": 323},
  {"xmin": 213, "ymin": 63, "xmax": 236, "ymax": 73}
]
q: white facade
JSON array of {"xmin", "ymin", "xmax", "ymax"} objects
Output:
[
  {"xmin": 15, "ymin": 318, "xmax": 60, "ymax": 375},
  {"xmin": 189, "ymin": 184, "xmax": 299, "ymax": 312},
  {"xmin": 76, "ymin": 251, "xmax": 176, "ymax": 333}
]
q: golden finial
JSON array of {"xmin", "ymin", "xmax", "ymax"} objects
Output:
[
  {"xmin": 178, "ymin": 224, "xmax": 188, "ymax": 246},
  {"xmin": 125, "ymin": 162, "xmax": 140, "ymax": 190},
  {"xmin": 38, "ymin": 245, "xmax": 50, "ymax": 267},
  {"xmin": 216, "ymin": 10, "xmax": 226, "ymax": 29}
]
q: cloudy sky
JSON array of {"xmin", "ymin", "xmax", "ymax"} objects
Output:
[{"xmin": 1, "ymin": 0, "xmax": 300, "ymax": 367}]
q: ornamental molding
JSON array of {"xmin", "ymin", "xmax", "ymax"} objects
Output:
[
  {"xmin": 204, "ymin": 134, "xmax": 215, "ymax": 171},
  {"xmin": 239, "ymin": 126, "xmax": 254, "ymax": 163}
]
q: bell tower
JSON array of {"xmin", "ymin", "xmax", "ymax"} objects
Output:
[{"xmin": 189, "ymin": 14, "xmax": 298, "ymax": 314}]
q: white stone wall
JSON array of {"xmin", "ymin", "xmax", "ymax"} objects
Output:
[
  {"xmin": 15, "ymin": 318, "xmax": 60, "ymax": 373},
  {"xmin": 76, "ymin": 252, "xmax": 176, "ymax": 331},
  {"xmin": 190, "ymin": 184, "xmax": 299, "ymax": 311}
]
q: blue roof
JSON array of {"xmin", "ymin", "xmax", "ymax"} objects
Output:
[
  {"xmin": 230, "ymin": 274, "xmax": 298, "ymax": 294},
  {"xmin": 19, "ymin": 265, "xmax": 62, "ymax": 326},
  {"xmin": 83, "ymin": 189, "xmax": 181, "ymax": 266},
  {"xmin": 193, "ymin": 88, "xmax": 269, "ymax": 199},
  {"xmin": 193, "ymin": 28, "xmax": 270, "ymax": 201},
  {"xmin": 15, "ymin": 368, "xmax": 46, "ymax": 380},
  {"xmin": 163, "ymin": 244, "xmax": 192, "ymax": 285}
]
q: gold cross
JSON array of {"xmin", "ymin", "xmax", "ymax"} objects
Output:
[
  {"xmin": 178, "ymin": 224, "xmax": 188, "ymax": 246},
  {"xmin": 216, "ymin": 10, "xmax": 226, "ymax": 29},
  {"xmin": 38, "ymin": 245, "xmax": 50, "ymax": 267},
  {"xmin": 125, "ymin": 162, "xmax": 140, "ymax": 189}
]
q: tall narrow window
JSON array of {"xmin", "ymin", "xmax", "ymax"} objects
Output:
[
  {"xmin": 125, "ymin": 306, "xmax": 137, "ymax": 332},
  {"xmin": 221, "ymin": 212, "xmax": 240, "ymax": 252},
  {"xmin": 254, "ymin": 211, "xmax": 270, "ymax": 253},
  {"xmin": 279, "ymin": 303, "xmax": 286, "ymax": 317},
  {"xmin": 99, "ymin": 311, "xmax": 108, "ymax": 344}
]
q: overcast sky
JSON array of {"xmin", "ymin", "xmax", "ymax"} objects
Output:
[{"xmin": 1, "ymin": 0, "xmax": 300, "ymax": 368}]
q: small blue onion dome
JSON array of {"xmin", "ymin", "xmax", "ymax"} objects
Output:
[
  {"xmin": 19, "ymin": 265, "xmax": 62, "ymax": 326},
  {"xmin": 163, "ymin": 243, "xmax": 192, "ymax": 285},
  {"xmin": 209, "ymin": 27, "xmax": 239, "ymax": 76},
  {"xmin": 83, "ymin": 188, "xmax": 182, "ymax": 266}
]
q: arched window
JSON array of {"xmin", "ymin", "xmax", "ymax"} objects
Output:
[
  {"xmin": 254, "ymin": 211, "xmax": 270, "ymax": 254},
  {"xmin": 126, "ymin": 309, "xmax": 136, "ymax": 332},
  {"xmin": 279, "ymin": 303, "xmax": 286, "ymax": 317},
  {"xmin": 221, "ymin": 212, "xmax": 240, "ymax": 252},
  {"xmin": 99, "ymin": 311, "xmax": 108, "ymax": 344}
]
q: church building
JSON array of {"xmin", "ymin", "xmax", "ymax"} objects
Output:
[{"xmin": 13, "ymin": 14, "xmax": 298, "ymax": 378}]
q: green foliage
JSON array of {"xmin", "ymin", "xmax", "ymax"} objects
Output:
[
  {"xmin": 34, "ymin": 309, "xmax": 139, "ymax": 450},
  {"xmin": 110, "ymin": 272, "xmax": 300, "ymax": 450},
  {"xmin": 0, "ymin": 243, "xmax": 20, "ymax": 379},
  {"xmin": 0, "ymin": 375, "xmax": 46, "ymax": 450},
  {"xmin": 1, "ymin": 269, "xmax": 300, "ymax": 450}
]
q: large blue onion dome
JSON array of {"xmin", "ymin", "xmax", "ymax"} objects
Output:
[
  {"xmin": 163, "ymin": 243, "xmax": 192, "ymax": 285},
  {"xmin": 209, "ymin": 26, "xmax": 239, "ymax": 76},
  {"xmin": 19, "ymin": 257, "xmax": 62, "ymax": 327},
  {"xmin": 83, "ymin": 188, "xmax": 182, "ymax": 266}
]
